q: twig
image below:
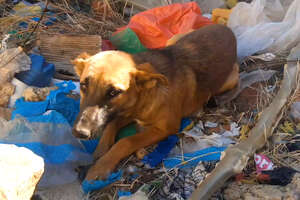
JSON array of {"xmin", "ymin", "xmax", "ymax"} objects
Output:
[{"xmin": 22, "ymin": 0, "xmax": 49, "ymax": 46}]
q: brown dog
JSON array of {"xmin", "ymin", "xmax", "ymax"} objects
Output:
[{"xmin": 72, "ymin": 24, "xmax": 239, "ymax": 181}]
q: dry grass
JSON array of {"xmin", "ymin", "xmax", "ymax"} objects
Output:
[{"xmin": 0, "ymin": 0, "xmax": 126, "ymax": 48}]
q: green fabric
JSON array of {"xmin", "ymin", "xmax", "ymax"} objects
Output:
[
  {"xmin": 110, "ymin": 28, "xmax": 147, "ymax": 54},
  {"xmin": 115, "ymin": 123, "xmax": 137, "ymax": 142}
]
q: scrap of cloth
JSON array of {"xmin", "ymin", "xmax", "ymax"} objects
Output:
[{"xmin": 151, "ymin": 161, "xmax": 217, "ymax": 200}]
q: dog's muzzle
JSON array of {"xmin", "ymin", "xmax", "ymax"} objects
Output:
[{"xmin": 72, "ymin": 105, "xmax": 109, "ymax": 139}]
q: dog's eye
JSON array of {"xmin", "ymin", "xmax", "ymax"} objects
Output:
[
  {"xmin": 107, "ymin": 87, "xmax": 123, "ymax": 98},
  {"xmin": 80, "ymin": 78, "xmax": 89, "ymax": 93}
]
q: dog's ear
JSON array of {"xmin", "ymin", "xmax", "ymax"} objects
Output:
[
  {"xmin": 134, "ymin": 63, "xmax": 168, "ymax": 89},
  {"xmin": 71, "ymin": 52, "xmax": 91, "ymax": 77}
]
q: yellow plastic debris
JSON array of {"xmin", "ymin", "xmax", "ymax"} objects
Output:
[
  {"xmin": 212, "ymin": 8, "xmax": 232, "ymax": 25},
  {"xmin": 239, "ymin": 125, "xmax": 250, "ymax": 140},
  {"xmin": 225, "ymin": 0, "xmax": 238, "ymax": 8},
  {"xmin": 279, "ymin": 121, "xmax": 295, "ymax": 134}
]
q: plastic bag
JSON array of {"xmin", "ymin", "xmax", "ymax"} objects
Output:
[
  {"xmin": 110, "ymin": 28, "xmax": 147, "ymax": 54},
  {"xmin": 228, "ymin": 0, "xmax": 300, "ymax": 61},
  {"xmin": 114, "ymin": 2, "xmax": 212, "ymax": 49},
  {"xmin": 15, "ymin": 54, "xmax": 55, "ymax": 88},
  {"xmin": 0, "ymin": 118, "xmax": 93, "ymax": 188},
  {"xmin": 12, "ymin": 81, "xmax": 79, "ymax": 125},
  {"xmin": 0, "ymin": 47, "xmax": 31, "ymax": 84}
]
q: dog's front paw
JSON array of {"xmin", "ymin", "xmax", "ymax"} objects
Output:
[{"xmin": 85, "ymin": 158, "xmax": 113, "ymax": 181}]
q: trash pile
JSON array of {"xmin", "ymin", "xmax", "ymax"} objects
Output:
[{"xmin": 1, "ymin": 0, "xmax": 300, "ymax": 200}]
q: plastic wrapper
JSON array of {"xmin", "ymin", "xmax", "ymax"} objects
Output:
[{"xmin": 228, "ymin": 0, "xmax": 300, "ymax": 61}]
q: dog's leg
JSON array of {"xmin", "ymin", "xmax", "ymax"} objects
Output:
[
  {"xmin": 86, "ymin": 126, "xmax": 173, "ymax": 180},
  {"xmin": 217, "ymin": 63, "xmax": 239, "ymax": 94},
  {"xmin": 93, "ymin": 117, "xmax": 133, "ymax": 160}
]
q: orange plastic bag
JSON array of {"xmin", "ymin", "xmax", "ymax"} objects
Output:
[{"xmin": 115, "ymin": 2, "xmax": 213, "ymax": 49}]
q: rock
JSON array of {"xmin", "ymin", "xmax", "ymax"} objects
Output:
[
  {"xmin": 224, "ymin": 173, "xmax": 300, "ymax": 200},
  {"xmin": 0, "ymin": 144, "xmax": 44, "ymax": 200}
]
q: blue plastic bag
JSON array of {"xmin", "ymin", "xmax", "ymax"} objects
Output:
[{"xmin": 15, "ymin": 54, "xmax": 55, "ymax": 87}]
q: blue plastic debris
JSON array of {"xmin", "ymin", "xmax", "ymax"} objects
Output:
[
  {"xmin": 15, "ymin": 54, "xmax": 55, "ymax": 87},
  {"xmin": 163, "ymin": 146, "xmax": 226, "ymax": 169},
  {"xmin": 118, "ymin": 190, "xmax": 132, "ymax": 197},
  {"xmin": 142, "ymin": 134, "xmax": 179, "ymax": 167},
  {"xmin": 19, "ymin": 21, "xmax": 29, "ymax": 28},
  {"xmin": 81, "ymin": 139, "xmax": 99, "ymax": 154},
  {"xmin": 82, "ymin": 171, "xmax": 123, "ymax": 194},
  {"xmin": 12, "ymin": 81, "xmax": 80, "ymax": 125},
  {"xmin": 142, "ymin": 118, "xmax": 193, "ymax": 167}
]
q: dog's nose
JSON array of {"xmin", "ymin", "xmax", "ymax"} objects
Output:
[{"xmin": 72, "ymin": 127, "xmax": 91, "ymax": 139}]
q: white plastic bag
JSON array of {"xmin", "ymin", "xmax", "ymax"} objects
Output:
[{"xmin": 228, "ymin": 0, "xmax": 300, "ymax": 61}]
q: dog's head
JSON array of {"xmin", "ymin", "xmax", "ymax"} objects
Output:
[{"xmin": 72, "ymin": 51, "xmax": 168, "ymax": 139}]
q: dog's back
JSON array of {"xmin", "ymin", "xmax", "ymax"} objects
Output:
[
  {"xmin": 132, "ymin": 24, "xmax": 238, "ymax": 116},
  {"xmin": 172, "ymin": 24, "xmax": 237, "ymax": 95}
]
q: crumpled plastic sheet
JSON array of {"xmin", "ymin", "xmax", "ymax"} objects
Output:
[
  {"xmin": 0, "ymin": 47, "xmax": 31, "ymax": 84},
  {"xmin": 228, "ymin": 0, "xmax": 300, "ymax": 61},
  {"xmin": 215, "ymin": 69, "xmax": 277, "ymax": 105},
  {"xmin": 0, "ymin": 80, "xmax": 92, "ymax": 188},
  {"xmin": 0, "ymin": 118, "xmax": 93, "ymax": 188},
  {"xmin": 170, "ymin": 122, "xmax": 239, "ymax": 154}
]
